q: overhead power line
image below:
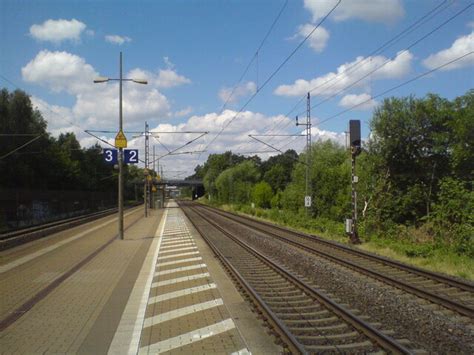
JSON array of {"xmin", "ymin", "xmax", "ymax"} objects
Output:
[
  {"xmin": 297, "ymin": 2, "xmax": 473, "ymax": 116},
  {"xmin": 250, "ymin": 0, "xmax": 472, "ymax": 154},
  {"xmin": 202, "ymin": 0, "xmax": 342, "ymax": 155},
  {"xmin": 219, "ymin": 0, "xmax": 288, "ymax": 112},
  {"xmin": 284, "ymin": 0, "xmax": 453, "ymax": 119},
  {"xmin": 251, "ymin": 0, "xmax": 457, "ymax": 150},
  {"xmin": 319, "ymin": 51, "xmax": 473, "ymax": 125}
]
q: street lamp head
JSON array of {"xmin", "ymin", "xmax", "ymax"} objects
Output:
[
  {"xmin": 93, "ymin": 77, "xmax": 109, "ymax": 83},
  {"xmin": 132, "ymin": 79, "xmax": 148, "ymax": 85}
]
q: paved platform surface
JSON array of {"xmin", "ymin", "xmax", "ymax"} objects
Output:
[{"xmin": 1, "ymin": 201, "xmax": 280, "ymax": 354}]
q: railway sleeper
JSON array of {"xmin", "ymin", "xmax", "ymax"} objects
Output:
[
  {"xmin": 265, "ymin": 299, "xmax": 315, "ymax": 307},
  {"xmin": 284, "ymin": 316, "xmax": 339, "ymax": 326},
  {"xmin": 277, "ymin": 310, "xmax": 330, "ymax": 319},
  {"xmin": 304, "ymin": 340, "xmax": 376, "ymax": 352},
  {"xmin": 290, "ymin": 323, "xmax": 350, "ymax": 335},
  {"xmin": 297, "ymin": 331, "xmax": 361, "ymax": 343},
  {"xmin": 257, "ymin": 290, "xmax": 303, "ymax": 297},
  {"xmin": 262, "ymin": 295, "xmax": 311, "ymax": 302}
]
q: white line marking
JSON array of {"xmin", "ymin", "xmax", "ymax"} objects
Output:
[
  {"xmin": 232, "ymin": 348, "xmax": 252, "ymax": 355},
  {"xmin": 160, "ymin": 242, "xmax": 195, "ymax": 250},
  {"xmin": 157, "ymin": 251, "xmax": 199, "ymax": 261},
  {"xmin": 0, "ymin": 209, "xmax": 140, "ymax": 274},
  {"xmin": 157, "ymin": 257, "xmax": 202, "ymax": 267},
  {"xmin": 155, "ymin": 263, "xmax": 207, "ymax": 276},
  {"xmin": 148, "ymin": 283, "xmax": 217, "ymax": 304},
  {"xmin": 107, "ymin": 209, "xmax": 168, "ymax": 355},
  {"xmin": 138, "ymin": 318, "xmax": 236, "ymax": 354},
  {"xmin": 143, "ymin": 299, "xmax": 224, "ymax": 327},
  {"xmin": 151, "ymin": 272, "xmax": 210, "ymax": 288},
  {"xmin": 158, "ymin": 246, "xmax": 197, "ymax": 254}
]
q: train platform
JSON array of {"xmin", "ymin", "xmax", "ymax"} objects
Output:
[{"xmin": 0, "ymin": 202, "xmax": 279, "ymax": 354}]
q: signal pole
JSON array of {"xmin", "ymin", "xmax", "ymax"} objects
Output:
[
  {"xmin": 348, "ymin": 120, "xmax": 362, "ymax": 244},
  {"xmin": 296, "ymin": 92, "xmax": 312, "ymax": 214}
]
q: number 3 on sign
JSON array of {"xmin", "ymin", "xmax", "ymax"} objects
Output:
[
  {"xmin": 124, "ymin": 149, "xmax": 139, "ymax": 164},
  {"xmin": 103, "ymin": 149, "xmax": 118, "ymax": 164}
]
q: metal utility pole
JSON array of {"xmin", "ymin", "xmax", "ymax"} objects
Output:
[
  {"xmin": 144, "ymin": 121, "xmax": 149, "ymax": 217},
  {"xmin": 296, "ymin": 92, "xmax": 312, "ymax": 213},
  {"xmin": 93, "ymin": 52, "xmax": 148, "ymax": 240}
]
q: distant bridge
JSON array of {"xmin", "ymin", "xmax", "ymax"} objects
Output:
[{"xmin": 155, "ymin": 179, "xmax": 203, "ymax": 187}]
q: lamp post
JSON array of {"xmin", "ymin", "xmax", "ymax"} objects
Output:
[{"xmin": 94, "ymin": 52, "xmax": 147, "ymax": 240}]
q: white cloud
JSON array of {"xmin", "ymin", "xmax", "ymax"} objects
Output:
[
  {"xmin": 218, "ymin": 81, "xmax": 257, "ymax": 104},
  {"xmin": 467, "ymin": 22, "xmax": 474, "ymax": 29},
  {"xmin": 275, "ymin": 50, "xmax": 413, "ymax": 97},
  {"xmin": 304, "ymin": 0, "xmax": 404, "ymax": 23},
  {"xmin": 22, "ymin": 50, "xmax": 98, "ymax": 94},
  {"xmin": 423, "ymin": 32, "xmax": 474, "ymax": 71},
  {"xmin": 310, "ymin": 126, "xmax": 346, "ymax": 146},
  {"xmin": 30, "ymin": 18, "xmax": 86, "ymax": 43},
  {"xmin": 339, "ymin": 93, "xmax": 377, "ymax": 111},
  {"xmin": 105, "ymin": 34, "xmax": 132, "ymax": 45},
  {"xmin": 128, "ymin": 67, "xmax": 191, "ymax": 89},
  {"xmin": 23, "ymin": 50, "xmax": 172, "ymax": 136},
  {"xmin": 294, "ymin": 24, "xmax": 329, "ymax": 52},
  {"xmin": 173, "ymin": 107, "xmax": 193, "ymax": 118},
  {"xmin": 156, "ymin": 69, "xmax": 191, "ymax": 88}
]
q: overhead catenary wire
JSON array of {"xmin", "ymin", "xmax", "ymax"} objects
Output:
[
  {"xmin": 247, "ymin": 0, "xmax": 472, "ymax": 156},
  {"xmin": 246, "ymin": 0, "xmax": 457, "ymax": 152},
  {"xmin": 296, "ymin": 2, "xmax": 473, "ymax": 116},
  {"xmin": 0, "ymin": 134, "xmax": 43, "ymax": 160},
  {"xmin": 319, "ymin": 51, "xmax": 474, "ymax": 125},
  {"xmin": 201, "ymin": 0, "xmax": 342, "ymax": 156},
  {"xmin": 219, "ymin": 0, "xmax": 289, "ymax": 112},
  {"xmin": 283, "ymin": 0, "xmax": 454, "ymax": 119}
]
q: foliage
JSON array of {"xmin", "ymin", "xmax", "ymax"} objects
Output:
[
  {"xmin": 251, "ymin": 181, "xmax": 273, "ymax": 208},
  {"xmin": 215, "ymin": 161, "xmax": 260, "ymax": 204},
  {"xmin": 429, "ymin": 177, "xmax": 474, "ymax": 256},
  {"xmin": 0, "ymin": 88, "xmax": 142, "ymax": 201}
]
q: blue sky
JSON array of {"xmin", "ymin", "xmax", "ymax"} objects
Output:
[{"xmin": 1, "ymin": 0, "xmax": 473, "ymax": 177}]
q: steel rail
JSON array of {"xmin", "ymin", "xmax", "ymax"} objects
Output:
[
  {"xmin": 201, "ymin": 204, "xmax": 473, "ymax": 292},
  {"xmin": 183, "ymin": 203, "xmax": 412, "ymax": 354},
  {"xmin": 181, "ymin": 205, "xmax": 306, "ymax": 354},
  {"xmin": 196, "ymin": 203, "xmax": 474, "ymax": 318},
  {"xmin": 0, "ymin": 204, "xmax": 141, "ymax": 250},
  {"xmin": 0, "ymin": 206, "xmax": 144, "ymax": 331}
]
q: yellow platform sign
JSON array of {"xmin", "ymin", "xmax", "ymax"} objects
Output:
[{"xmin": 115, "ymin": 130, "xmax": 127, "ymax": 148}]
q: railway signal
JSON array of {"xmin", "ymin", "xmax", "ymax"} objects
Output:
[{"xmin": 346, "ymin": 119, "xmax": 361, "ymax": 244}]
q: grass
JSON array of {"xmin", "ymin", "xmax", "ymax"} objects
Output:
[
  {"xmin": 359, "ymin": 238, "xmax": 474, "ymax": 281},
  {"xmin": 198, "ymin": 199, "xmax": 474, "ymax": 281}
]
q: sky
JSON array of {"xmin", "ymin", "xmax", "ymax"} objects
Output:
[{"xmin": 1, "ymin": 0, "xmax": 473, "ymax": 179}]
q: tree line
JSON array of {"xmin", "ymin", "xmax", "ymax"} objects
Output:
[
  {"xmin": 188, "ymin": 90, "xmax": 473, "ymax": 256},
  {"xmin": 0, "ymin": 88, "xmax": 143, "ymax": 200}
]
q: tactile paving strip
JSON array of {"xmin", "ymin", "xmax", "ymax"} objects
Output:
[{"xmin": 138, "ymin": 204, "xmax": 250, "ymax": 354}]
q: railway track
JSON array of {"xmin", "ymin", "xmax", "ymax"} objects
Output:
[
  {"xmin": 182, "ymin": 204, "xmax": 415, "ymax": 354},
  {"xmin": 190, "ymin": 202, "xmax": 474, "ymax": 319},
  {"xmin": 0, "ymin": 204, "xmax": 139, "ymax": 250}
]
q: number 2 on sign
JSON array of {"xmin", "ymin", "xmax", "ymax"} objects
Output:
[{"xmin": 128, "ymin": 150, "xmax": 137, "ymax": 163}]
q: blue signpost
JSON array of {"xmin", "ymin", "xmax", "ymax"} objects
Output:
[
  {"xmin": 124, "ymin": 149, "xmax": 139, "ymax": 164},
  {"xmin": 104, "ymin": 148, "xmax": 138, "ymax": 164},
  {"xmin": 103, "ymin": 148, "xmax": 118, "ymax": 164}
]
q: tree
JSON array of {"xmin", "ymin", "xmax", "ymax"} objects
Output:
[
  {"xmin": 368, "ymin": 92, "xmax": 472, "ymax": 224},
  {"xmin": 215, "ymin": 161, "xmax": 260, "ymax": 204},
  {"xmin": 252, "ymin": 181, "xmax": 273, "ymax": 208}
]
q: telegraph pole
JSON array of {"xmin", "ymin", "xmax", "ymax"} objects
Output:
[{"xmin": 296, "ymin": 92, "xmax": 312, "ymax": 213}]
